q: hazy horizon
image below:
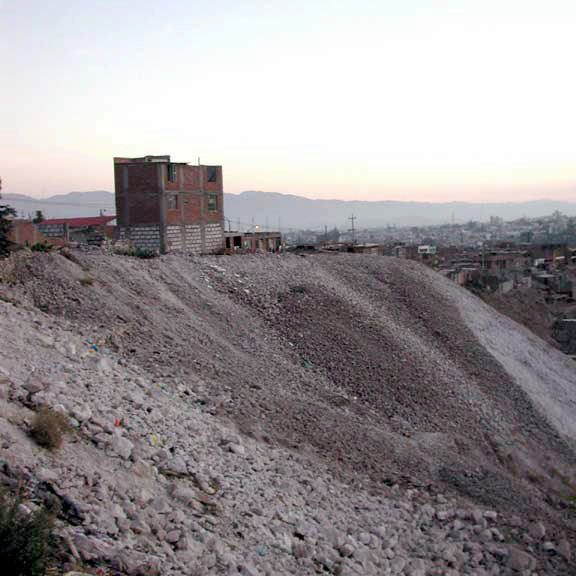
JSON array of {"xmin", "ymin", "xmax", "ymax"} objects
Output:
[
  {"xmin": 2, "ymin": 0, "xmax": 575, "ymax": 203},
  {"xmin": 5, "ymin": 188, "xmax": 576, "ymax": 207}
]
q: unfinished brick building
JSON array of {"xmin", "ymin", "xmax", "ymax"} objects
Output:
[{"xmin": 114, "ymin": 155, "xmax": 224, "ymax": 254}]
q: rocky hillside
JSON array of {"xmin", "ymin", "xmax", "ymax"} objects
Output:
[{"xmin": 0, "ymin": 251, "xmax": 575, "ymax": 575}]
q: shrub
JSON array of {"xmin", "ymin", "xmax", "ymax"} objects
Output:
[
  {"xmin": 30, "ymin": 243, "xmax": 52, "ymax": 253},
  {"xmin": 134, "ymin": 248, "xmax": 158, "ymax": 259},
  {"xmin": 113, "ymin": 246, "xmax": 158, "ymax": 259},
  {"xmin": 114, "ymin": 246, "xmax": 158, "ymax": 258},
  {"xmin": 0, "ymin": 193, "xmax": 16, "ymax": 258},
  {"xmin": 30, "ymin": 407, "xmax": 70, "ymax": 451},
  {"xmin": 0, "ymin": 490, "xmax": 54, "ymax": 576}
]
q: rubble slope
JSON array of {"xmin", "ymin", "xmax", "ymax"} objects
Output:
[{"xmin": 0, "ymin": 251, "xmax": 575, "ymax": 575}]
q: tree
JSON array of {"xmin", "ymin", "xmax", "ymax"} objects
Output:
[
  {"xmin": 0, "ymin": 178, "xmax": 16, "ymax": 257},
  {"xmin": 32, "ymin": 210, "xmax": 45, "ymax": 224}
]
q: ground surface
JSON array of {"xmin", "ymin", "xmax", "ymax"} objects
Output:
[{"xmin": 0, "ymin": 250, "xmax": 575, "ymax": 575}]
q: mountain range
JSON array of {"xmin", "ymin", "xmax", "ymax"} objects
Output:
[{"xmin": 3, "ymin": 190, "xmax": 576, "ymax": 229}]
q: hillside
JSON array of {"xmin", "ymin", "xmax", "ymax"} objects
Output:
[
  {"xmin": 4, "ymin": 190, "xmax": 576, "ymax": 227},
  {"xmin": 224, "ymin": 191, "xmax": 576, "ymax": 228},
  {"xmin": 0, "ymin": 251, "xmax": 575, "ymax": 574}
]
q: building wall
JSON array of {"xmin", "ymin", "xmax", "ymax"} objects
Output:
[
  {"xmin": 115, "ymin": 163, "xmax": 162, "ymax": 227},
  {"xmin": 118, "ymin": 225, "xmax": 162, "ymax": 253},
  {"xmin": 114, "ymin": 159, "xmax": 223, "ymax": 254},
  {"xmin": 8, "ymin": 221, "xmax": 47, "ymax": 246}
]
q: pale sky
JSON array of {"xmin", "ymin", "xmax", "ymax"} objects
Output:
[{"xmin": 1, "ymin": 0, "xmax": 575, "ymax": 202}]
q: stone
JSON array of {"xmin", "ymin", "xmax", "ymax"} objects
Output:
[
  {"xmin": 408, "ymin": 558, "xmax": 426, "ymax": 576},
  {"xmin": 338, "ymin": 542, "xmax": 355, "ymax": 558},
  {"xmin": 166, "ymin": 529, "xmax": 181, "ymax": 544},
  {"xmin": 73, "ymin": 404, "xmax": 92, "ymax": 422},
  {"xmin": 165, "ymin": 455, "xmax": 188, "ymax": 475},
  {"xmin": 23, "ymin": 378, "xmax": 45, "ymax": 394},
  {"xmin": 558, "ymin": 539, "xmax": 572, "ymax": 560},
  {"xmin": 112, "ymin": 435, "xmax": 134, "ymax": 460},
  {"xmin": 172, "ymin": 485, "xmax": 198, "ymax": 507},
  {"xmin": 229, "ymin": 443, "xmax": 246, "ymax": 456},
  {"xmin": 529, "ymin": 521, "xmax": 546, "ymax": 540},
  {"xmin": 293, "ymin": 542, "xmax": 311, "ymax": 559},
  {"xmin": 37, "ymin": 467, "xmax": 58, "ymax": 483},
  {"xmin": 507, "ymin": 547, "xmax": 536, "ymax": 572}
]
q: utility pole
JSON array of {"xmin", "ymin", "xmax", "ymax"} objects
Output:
[{"xmin": 348, "ymin": 214, "xmax": 357, "ymax": 245}]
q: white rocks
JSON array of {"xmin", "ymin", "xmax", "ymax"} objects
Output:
[
  {"xmin": 112, "ymin": 435, "xmax": 134, "ymax": 460},
  {"xmin": 23, "ymin": 377, "xmax": 45, "ymax": 394},
  {"xmin": 73, "ymin": 404, "xmax": 92, "ymax": 422},
  {"xmin": 37, "ymin": 467, "xmax": 59, "ymax": 483},
  {"xmin": 1, "ymin": 253, "xmax": 573, "ymax": 576},
  {"xmin": 172, "ymin": 485, "xmax": 198, "ymax": 507},
  {"xmin": 229, "ymin": 443, "xmax": 246, "ymax": 456},
  {"xmin": 338, "ymin": 542, "xmax": 355, "ymax": 558},
  {"xmin": 436, "ymin": 510, "xmax": 452, "ymax": 521},
  {"xmin": 166, "ymin": 529, "xmax": 182, "ymax": 544}
]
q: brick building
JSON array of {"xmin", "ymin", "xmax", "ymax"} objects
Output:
[
  {"xmin": 39, "ymin": 216, "xmax": 116, "ymax": 246},
  {"xmin": 114, "ymin": 155, "xmax": 224, "ymax": 254}
]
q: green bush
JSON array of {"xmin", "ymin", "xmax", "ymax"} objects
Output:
[
  {"xmin": 0, "ymin": 490, "xmax": 54, "ymax": 576},
  {"xmin": 30, "ymin": 243, "xmax": 52, "ymax": 253},
  {"xmin": 30, "ymin": 407, "xmax": 70, "ymax": 451},
  {"xmin": 113, "ymin": 246, "xmax": 158, "ymax": 259}
]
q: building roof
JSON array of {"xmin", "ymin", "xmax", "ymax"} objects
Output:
[{"xmin": 40, "ymin": 216, "xmax": 116, "ymax": 227}]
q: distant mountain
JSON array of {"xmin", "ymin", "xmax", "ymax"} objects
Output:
[
  {"xmin": 3, "ymin": 191, "xmax": 115, "ymax": 219},
  {"xmin": 3, "ymin": 190, "xmax": 576, "ymax": 228},
  {"xmin": 224, "ymin": 191, "xmax": 576, "ymax": 230}
]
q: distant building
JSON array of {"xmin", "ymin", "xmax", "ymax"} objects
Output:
[
  {"xmin": 9, "ymin": 216, "xmax": 115, "ymax": 248},
  {"xmin": 8, "ymin": 220, "xmax": 47, "ymax": 247},
  {"xmin": 114, "ymin": 155, "xmax": 224, "ymax": 254},
  {"xmin": 225, "ymin": 231, "xmax": 282, "ymax": 253},
  {"xmin": 39, "ymin": 216, "xmax": 116, "ymax": 246}
]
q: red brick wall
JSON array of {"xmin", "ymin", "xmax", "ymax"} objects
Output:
[
  {"xmin": 115, "ymin": 161, "xmax": 223, "ymax": 229},
  {"xmin": 8, "ymin": 221, "xmax": 46, "ymax": 246},
  {"xmin": 115, "ymin": 163, "xmax": 161, "ymax": 226}
]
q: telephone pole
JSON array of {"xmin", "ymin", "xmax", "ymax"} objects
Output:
[{"xmin": 348, "ymin": 214, "xmax": 357, "ymax": 245}]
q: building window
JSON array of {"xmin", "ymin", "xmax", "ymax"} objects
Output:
[
  {"xmin": 208, "ymin": 192, "xmax": 218, "ymax": 212},
  {"xmin": 167, "ymin": 194, "xmax": 179, "ymax": 210},
  {"xmin": 207, "ymin": 166, "xmax": 218, "ymax": 183},
  {"xmin": 167, "ymin": 164, "xmax": 177, "ymax": 183}
]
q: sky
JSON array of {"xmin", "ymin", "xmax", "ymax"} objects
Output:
[{"xmin": 1, "ymin": 0, "xmax": 575, "ymax": 202}]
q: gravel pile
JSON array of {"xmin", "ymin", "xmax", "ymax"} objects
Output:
[{"xmin": 0, "ymin": 250, "xmax": 575, "ymax": 575}]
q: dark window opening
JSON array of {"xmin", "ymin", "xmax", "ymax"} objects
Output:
[
  {"xmin": 207, "ymin": 166, "xmax": 218, "ymax": 183},
  {"xmin": 167, "ymin": 164, "xmax": 177, "ymax": 182},
  {"xmin": 208, "ymin": 192, "xmax": 219, "ymax": 212},
  {"xmin": 167, "ymin": 194, "xmax": 179, "ymax": 210}
]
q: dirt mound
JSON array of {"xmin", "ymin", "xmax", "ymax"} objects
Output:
[{"xmin": 1, "ymin": 250, "xmax": 576, "ymax": 574}]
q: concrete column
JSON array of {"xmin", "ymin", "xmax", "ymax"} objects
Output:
[
  {"xmin": 158, "ymin": 164, "xmax": 166, "ymax": 254},
  {"xmin": 200, "ymin": 166, "xmax": 206, "ymax": 254},
  {"xmin": 179, "ymin": 164, "xmax": 185, "ymax": 249}
]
